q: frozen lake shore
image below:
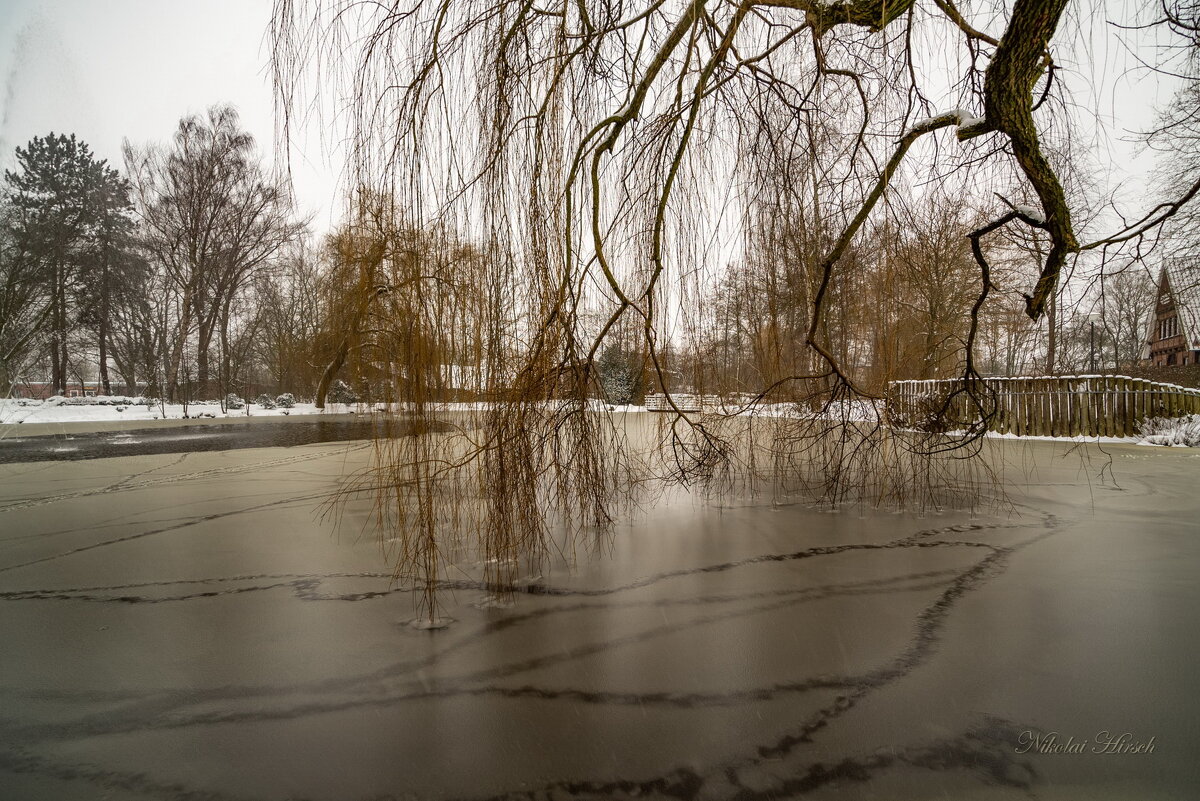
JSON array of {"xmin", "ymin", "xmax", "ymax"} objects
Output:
[
  {"xmin": 0, "ymin": 437, "xmax": 1196, "ymax": 800},
  {"xmin": 0, "ymin": 415, "xmax": 447, "ymax": 464}
]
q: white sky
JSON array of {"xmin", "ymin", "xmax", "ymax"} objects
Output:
[
  {"xmin": 0, "ymin": 0, "xmax": 1184, "ymax": 242},
  {"xmin": 0, "ymin": 0, "xmax": 343, "ymax": 233}
]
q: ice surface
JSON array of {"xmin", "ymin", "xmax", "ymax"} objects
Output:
[{"xmin": 0, "ymin": 434, "xmax": 1195, "ymax": 799}]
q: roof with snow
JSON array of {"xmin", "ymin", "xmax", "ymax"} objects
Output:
[{"xmin": 1142, "ymin": 263, "xmax": 1200, "ymax": 355}]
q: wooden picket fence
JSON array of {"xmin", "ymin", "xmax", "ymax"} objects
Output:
[{"xmin": 887, "ymin": 375, "xmax": 1200, "ymax": 438}]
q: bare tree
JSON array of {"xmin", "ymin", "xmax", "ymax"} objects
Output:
[
  {"xmin": 251, "ymin": 242, "xmax": 326, "ymax": 398},
  {"xmin": 1099, "ymin": 268, "xmax": 1156, "ymax": 369},
  {"xmin": 124, "ymin": 105, "xmax": 304, "ymax": 402},
  {"xmin": 873, "ymin": 194, "xmax": 986, "ymax": 382},
  {"xmin": 106, "ymin": 263, "xmax": 159, "ymax": 396}
]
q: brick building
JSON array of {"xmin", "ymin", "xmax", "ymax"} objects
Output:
[
  {"xmin": 1142, "ymin": 266, "xmax": 1200, "ymax": 367},
  {"xmin": 8, "ymin": 381, "xmax": 102, "ymax": 400}
]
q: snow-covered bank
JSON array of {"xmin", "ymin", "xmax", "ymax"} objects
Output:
[
  {"xmin": 1137, "ymin": 414, "xmax": 1200, "ymax": 447},
  {"xmin": 0, "ymin": 396, "xmax": 660, "ymax": 427},
  {"xmin": 0, "ymin": 396, "xmax": 354, "ymax": 426},
  {"xmin": 5, "ymin": 396, "xmax": 1196, "ymax": 448}
]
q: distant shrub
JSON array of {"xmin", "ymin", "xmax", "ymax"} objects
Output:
[
  {"xmin": 41, "ymin": 394, "xmax": 156, "ymax": 407},
  {"xmin": 328, "ymin": 380, "xmax": 358, "ymax": 404},
  {"xmin": 255, "ymin": 394, "xmax": 277, "ymax": 409},
  {"xmin": 275, "ymin": 393, "xmax": 296, "ymax": 409},
  {"xmin": 225, "ymin": 393, "xmax": 245, "ymax": 410},
  {"xmin": 95, "ymin": 396, "xmax": 141, "ymax": 406}
]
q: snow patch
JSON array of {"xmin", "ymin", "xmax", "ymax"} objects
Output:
[{"xmin": 0, "ymin": 397, "xmax": 337, "ymax": 426}]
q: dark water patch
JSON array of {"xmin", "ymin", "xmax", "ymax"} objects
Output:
[{"xmin": 0, "ymin": 417, "xmax": 447, "ymax": 464}]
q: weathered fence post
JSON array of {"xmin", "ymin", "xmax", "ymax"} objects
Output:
[
  {"xmin": 1121, "ymin": 376, "xmax": 1135, "ymax": 438},
  {"xmin": 1038, "ymin": 377, "xmax": 1050, "ymax": 437}
]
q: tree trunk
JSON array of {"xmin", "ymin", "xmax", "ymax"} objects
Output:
[
  {"xmin": 98, "ymin": 320, "xmax": 110, "ymax": 395},
  {"xmin": 59, "ymin": 263, "xmax": 70, "ymax": 394},
  {"xmin": 219, "ymin": 295, "xmax": 235, "ymax": 395},
  {"xmin": 315, "ymin": 288, "xmax": 380, "ymax": 409},
  {"xmin": 976, "ymin": 0, "xmax": 1074, "ymax": 321},
  {"xmin": 197, "ymin": 333, "xmax": 211, "ymax": 398},
  {"xmin": 51, "ymin": 265, "xmax": 65, "ymax": 394},
  {"xmin": 217, "ymin": 304, "xmax": 231, "ymax": 405},
  {"xmin": 166, "ymin": 288, "xmax": 192, "ymax": 403},
  {"xmin": 315, "ymin": 342, "xmax": 351, "ymax": 410},
  {"xmin": 98, "ymin": 259, "xmax": 111, "ymax": 396},
  {"xmin": 122, "ymin": 365, "xmax": 137, "ymax": 396},
  {"xmin": 50, "ymin": 332, "xmax": 62, "ymax": 395},
  {"xmin": 192, "ymin": 283, "xmax": 218, "ymax": 399},
  {"xmin": 1045, "ymin": 290, "xmax": 1057, "ymax": 375},
  {"xmin": 315, "ymin": 245, "xmax": 387, "ymax": 408}
]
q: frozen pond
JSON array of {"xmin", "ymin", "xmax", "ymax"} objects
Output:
[
  {"xmin": 0, "ymin": 416, "xmax": 446, "ymax": 464},
  {"xmin": 0, "ymin": 436, "xmax": 1197, "ymax": 799}
]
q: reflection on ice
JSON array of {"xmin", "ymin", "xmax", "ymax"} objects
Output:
[{"xmin": 0, "ymin": 438, "xmax": 1194, "ymax": 799}]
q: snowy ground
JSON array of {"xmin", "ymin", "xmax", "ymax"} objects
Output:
[
  {"xmin": 0, "ymin": 436, "xmax": 1197, "ymax": 799},
  {"xmin": 0, "ymin": 397, "xmax": 349, "ymax": 426},
  {"xmin": 0, "ymin": 397, "xmax": 646, "ymax": 427}
]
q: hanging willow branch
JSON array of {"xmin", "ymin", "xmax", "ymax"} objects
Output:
[{"xmin": 270, "ymin": 0, "xmax": 1188, "ymax": 618}]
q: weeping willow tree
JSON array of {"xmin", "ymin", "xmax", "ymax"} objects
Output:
[
  {"xmin": 271, "ymin": 0, "xmax": 1197, "ymax": 621},
  {"xmin": 316, "ymin": 192, "xmax": 643, "ymax": 622}
]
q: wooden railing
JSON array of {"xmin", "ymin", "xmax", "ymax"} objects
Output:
[
  {"xmin": 644, "ymin": 393, "xmax": 711, "ymax": 412},
  {"xmin": 887, "ymin": 375, "xmax": 1200, "ymax": 438}
]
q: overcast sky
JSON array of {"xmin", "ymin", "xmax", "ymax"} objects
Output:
[
  {"xmin": 0, "ymin": 0, "xmax": 1183, "ymax": 243},
  {"xmin": 0, "ymin": 0, "xmax": 342, "ymax": 232}
]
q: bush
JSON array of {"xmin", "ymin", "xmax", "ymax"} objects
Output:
[
  {"xmin": 34, "ymin": 394, "xmax": 153, "ymax": 407},
  {"xmin": 328, "ymin": 379, "xmax": 358, "ymax": 404},
  {"xmin": 255, "ymin": 393, "xmax": 276, "ymax": 409},
  {"xmin": 225, "ymin": 393, "xmax": 245, "ymax": 410},
  {"xmin": 275, "ymin": 393, "xmax": 296, "ymax": 409},
  {"xmin": 1138, "ymin": 414, "xmax": 1200, "ymax": 447}
]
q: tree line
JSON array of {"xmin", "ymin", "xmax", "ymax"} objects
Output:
[
  {"xmin": 0, "ymin": 108, "xmax": 1164, "ymax": 410},
  {"xmin": 0, "ymin": 100, "xmax": 1171, "ymax": 411},
  {"xmin": 1, "ymin": 106, "xmax": 335, "ymax": 403}
]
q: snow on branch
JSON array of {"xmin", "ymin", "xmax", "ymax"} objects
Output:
[
  {"xmin": 995, "ymin": 193, "xmax": 1046, "ymax": 225},
  {"xmin": 902, "ymin": 108, "xmax": 985, "ymax": 139}
]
